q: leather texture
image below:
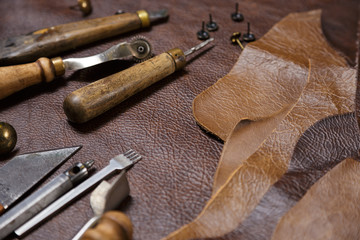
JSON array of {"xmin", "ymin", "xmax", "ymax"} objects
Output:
[
  {"xmin": 164, "ymin": 10, "xmax": 357, "ymax": 240},
  {"xmin": 221, "ymin": 113, "xmax": 360, "ymax": 239},
  {"xmin": 272, "ymin": 157, "xmax": 360, "ymax": 240},
  {"xmin": 0, "ymin": 1, "xmax": 358, "ymax": 240}
]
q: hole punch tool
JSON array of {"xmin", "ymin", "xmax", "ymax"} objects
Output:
[{"xmin": 0, "ymin": 37, "xmax": 152, "ymax": 100}]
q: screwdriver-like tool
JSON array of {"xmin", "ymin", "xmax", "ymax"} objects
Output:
[
  {"xmin": 63, "ymin": 38, "xmax": 215, "ymax": 123},
  {"xmin": 15, "ymin": 149, "xmax": 141, "ymax": 237},
  {"xmin": 0, "ymin": 37, "xmax": 152, "ymax": 100},
  {"xmin": 0, "ymin": 161, "xmax": 94, "ymax": 239}
]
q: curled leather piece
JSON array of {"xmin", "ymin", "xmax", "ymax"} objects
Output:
[
  {"xmin": 165, "ymin": 10, "xmax": 356, "ymax": 240},
  {"xmin": 272, "ymin": 157, "xmax": 360, "ymax": 240},
  {"xmin": 193, "ymin": 10, "xmax": 347, "ymax": 142},
  {"xmin": 221, "ymin": 113, "xmax": 360, "ymax": 239},
  {"xmin": 199, "ymin": 10, "xmax": 352, "ymax": 192}
]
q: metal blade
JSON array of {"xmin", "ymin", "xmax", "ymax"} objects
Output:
[
  {"xmin": 0, "ymin": 146, "xmax": 81, "ymax": 211},
  {"xmin": 148, "ymin": 9, "xmax": 169, "ymax": 23},
  {"xmin": 184, "ymin": 38, "xmax": 214, "ymax": 56},
  {"xmin": 63, "ymin": 38, "xmax": 152, "ymax": 71}
]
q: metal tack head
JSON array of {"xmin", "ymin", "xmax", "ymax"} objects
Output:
[
  {"xmin": 242, "ymin": 22, "xmax": 256, "ymax": 42},
  {"xmin": 206, "ymin": 14, "xmax": 218, "ymax": 31},
  {"xmin": 197, "ymin": 21, "xmax": 210, "ymax": 40},
  {"xmin": 230, "ymin": 32, "xmax": 244, "ymax": 50},
  {"xmin": 231, "ymin": 3, "xmax": 244, "ymax": 22}
]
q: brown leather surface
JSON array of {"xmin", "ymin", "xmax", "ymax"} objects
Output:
[
  {"xmin": 0, "ymin": 1, "xmax": 358, "ymax": 240},
  {"xmin": 273, "ymin": 157, "xmax": 360, "ymax": 240},
  {"xmin": 221, "ymin": 113, "xmax": 360, "ymax": 239},
  {"xmin": 164, "ymin": 11, "xmax": 356, "ymax": 240}
]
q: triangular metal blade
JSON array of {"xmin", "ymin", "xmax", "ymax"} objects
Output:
[{"xmin": 0, "ymin": 146, "xmax": 81, "ymax": 211}]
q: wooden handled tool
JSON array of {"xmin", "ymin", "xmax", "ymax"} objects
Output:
[
  {"xmin": 0, "ymin": 38, "xmax": 152, "ymax": 100},
  {"xmin": 80, "ymin": 211, "xmax": 133, "ymax": 240},
  {"xmin": 63, "ymin": 38, "xmax": 214, "ymax": 123},
  {"xmin": 0, "ymin": 9, "xmax": 167, "ymax": 65}
]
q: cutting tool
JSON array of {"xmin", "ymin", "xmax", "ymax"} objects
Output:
[
  {"xmin": 0, "ymin": 9, "xmax": 167, "ymax": 65},
  {"xmin": 16, "ymin": 149, "xmax": 141, "ymax": 237},
  {"xmin": 0, "ymin": 160, "xmax": 94, "ymax": 239},
  {"xmin": 63, "ymin": 38, "xmax": 215, "ymax": 123},
  {"xmin": 0, "ymin": 37, "xmax": 152, "ymax": 100},
  {"xmin": 0, "ymin": 146, "xmax": 81, "ymax": 214}
]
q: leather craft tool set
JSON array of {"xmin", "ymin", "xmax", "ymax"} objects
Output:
[{"xmin": 1, "ymin": 1, "xmax": 357, "ymax": 240}]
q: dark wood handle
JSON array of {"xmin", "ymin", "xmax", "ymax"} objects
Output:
[
  {"xmin": 0, "ymin": 58, "xmax": 57, "ymax": 100},
  {"xmin": 63, "ymin": 52, "xmax": 177, "ymax": 123},
  {"xmin": 81, "ymin": 211, "xmax": 133, "ymax": 240},
  {"xmin": 0, "ymin": 13, "xmax": 143, "ymax": 65}
]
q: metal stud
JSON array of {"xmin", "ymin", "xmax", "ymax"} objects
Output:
[
  {"xmin": 242, "ymin": 22, "xmax": 256, "ymax": 42},
  {"xmin": 197, "ymin": 21, "xmax": 210, "ymax": 40},
  {"xmin": 231, "ymin": 3, "xmax": 244, "ymax": 22},
  {"xmin": 206, "ymin": 14, "xmax": 218, "ymax": 32},
  {"xmin": 230, "ymin": 32, "xmax": 244, "ymax": 49}
]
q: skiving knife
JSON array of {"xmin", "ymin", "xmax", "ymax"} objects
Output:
[{"xmin": 0, "ymin": 146, "xmax": 81, "ymax": 214}]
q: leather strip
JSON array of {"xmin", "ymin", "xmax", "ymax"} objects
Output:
[{"xmin": 220, "ymin": 113, "xmax": 360, "ymax": 239}]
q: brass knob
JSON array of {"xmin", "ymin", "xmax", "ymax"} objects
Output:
[{"xmin": 0, "ymin": 122, "xmax": 17, "ymax": 156}]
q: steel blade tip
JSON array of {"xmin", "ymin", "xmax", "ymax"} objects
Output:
[{"xmin": 149, "ymin": 9, "xmax": 169, "ymax": 23}]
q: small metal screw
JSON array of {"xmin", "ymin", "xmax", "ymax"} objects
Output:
[
  {"xmin": 137, "ymin": 46, "xmax": 145, "ymax": 53},
  {"xmin": 242, "ymin": 22, "xmax": 256, "ymax": 42},
  {"xmin": 197, "ymin": 21, "xmax": 210, "ymax": 40},
  {"xmin": 231, "ymin": 3, "xmax": 244, "ymax": 22},
  {"xmin": 206, "ymin": 14, "xmax": 218, "ymax": 32},
  {"xmin": 230, "ymin": 32, "xmax": 244, "ymax": 50}
]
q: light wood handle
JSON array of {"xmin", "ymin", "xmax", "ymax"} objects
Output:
[
  {"xmin": 0, "ymin": 57, "xmax": 57, "ymax": 100},
  {"xmin": 63, "ymin": 50, "xmax": 185, "ymax": 123},
  {"xmin": 81, "ymin": 211, "xmax": 133, "ymax": 240}
]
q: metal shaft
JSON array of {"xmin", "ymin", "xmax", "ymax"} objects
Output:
[
  {"xmin": 0, "ymin": 161, "xmax": 93, "ymax": 239},
  {"xmin": 15, "ymin": 151, "xmax": 140, "ymax": 236}
]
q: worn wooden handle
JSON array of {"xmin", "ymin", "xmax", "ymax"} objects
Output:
[
  {"xmin": 63, "ymin": 52, "xmax": 178, "ymax": 123},
  {"xmin": 0, "ymin": 12, "xmax": 144, "ymax": 65},
  {"xmin": 0, "ymin": 57, "xmax": 57, "ymax": 100},
  {"xmin": 81, "ymin": 211, "xmax": 133, "ymax": 240}
]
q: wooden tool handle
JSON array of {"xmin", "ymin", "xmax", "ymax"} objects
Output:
[
  {"xmin": 81, "ymin": 211, "xmax": 133, "ymax": 240},
  {"xmin": 63, "ymin": 50, "xmax": 185, "ymax": 123},
  {"xmin": 0, "ymin": 12, "xmax": 145, "ymax": 65},
  {"xmin": 0, "ymin": 57, "xmax": 58, "ymax": 100}
]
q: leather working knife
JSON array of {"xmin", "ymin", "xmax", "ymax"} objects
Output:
[
  {"xmin": 0, "ymin": 9, "xmax": 168, "ymax": 65},
  {"xmin": 0, "ymin": 146, "xmax": 81, "ymax": 214}
]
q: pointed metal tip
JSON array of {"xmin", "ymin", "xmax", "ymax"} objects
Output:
[
  {"xmin": 184, "ymin": 38, "xmax": 215, "ymax": 56},
  {"xmin": 84, "ymin": 160, "xmax": 95, "ymax": 169},
  {"xmin": 149, "ymin": 9, "xmax": 169, "ymax": 23}
]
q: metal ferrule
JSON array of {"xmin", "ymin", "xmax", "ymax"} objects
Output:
[
  {"xmin": 136, "ymin": 10, "xmax": 150, "ymax": 28},
  {"xmin": 167, "ymin": 48, "xmax": 187, "ymax": 71},
  {"xmin": 51, "ymin": 57, "xmax": 66, "ymax": 77},
  {"xmin": 65, "ymin": 160, "xmax": 94, "ymax": 186}
]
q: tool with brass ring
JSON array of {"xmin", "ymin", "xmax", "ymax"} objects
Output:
[
  {"xmin": 0, "ymin": 37, "xmax": 152, "ymax": 100},
  {"xmin": 0, "ymin": 9, "xmax": 167, "ymax": 65},
  {"xmin": 63, "ymin": 38, "xmax": 214, "ymax": 123}
]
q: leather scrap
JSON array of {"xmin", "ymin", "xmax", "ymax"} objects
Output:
[
  {"xmin": 272, "ymin": 157, "xmax": 360, "ymax": 240},
  {"xmin": 220, "ymin": 113, "xmax": 360, "ymax": 239},
  {"xmin": 165, "ymin": 10, "xmax": 356, "ymax": 240},
  {"xmin": 193, "ymin": 10, "xmax": 347, "ymax": 141},
  {"xmin": 196, "ymin": 10, "xmax": 351, "ymax": 192}
]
